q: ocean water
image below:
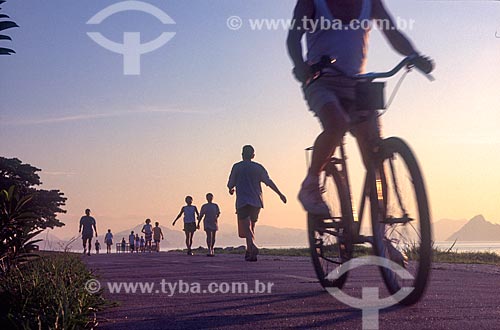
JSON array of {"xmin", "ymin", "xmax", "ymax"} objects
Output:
[
  {"xmin": 257, "ymin": 242, "xmax": 500, "ymax": 255},
  {"xmin": 433, "ymin": 241, "xmax": 500, "ymax": 254},
  {"xmin": 46, "ymin": 242, "xmax": 500, "ymax": 255}
]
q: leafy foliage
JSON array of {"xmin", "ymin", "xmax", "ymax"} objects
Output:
[
  {"xmin": 0, "ymin": 157, "xmax": 66, "ymax": 229},
  {"xmin": 0, "ymin": 0, "xmax": 18, "ymax": 55},
  {"xmin": 0, "ymin": 158, "xmax": 66, "ymax": 270},
  {"xmin": 0, "ymin": 253, "xmax": 108, "ymax": 329},
  {"xmin": 0, "ymin": 187, "xmax": 41, "ymax": 272}
]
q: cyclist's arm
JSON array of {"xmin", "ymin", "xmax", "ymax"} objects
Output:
[
  {"xmin": 286, "ymin": 0, "xmax": 314, "ymax": 82},
  {"xmin": 372, "ymin": 0, "xmax": 418, "ymax": 56}
]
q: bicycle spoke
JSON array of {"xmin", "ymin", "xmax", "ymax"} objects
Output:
[
  {"xmin": 308, "ymin": 166, "xmax": 353, "ymax": 288},
  {"xmin": 370, "ymin": 138, "xmax": 432, "ymax": 305}
]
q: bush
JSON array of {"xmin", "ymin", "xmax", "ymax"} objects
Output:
[
  {"xmin": 1, "ymin": 156, "xmax": 67, "ymax": 272},
  {"xmin": 0, "ymin": 253, "xmax": 107, "ymax": 329}
]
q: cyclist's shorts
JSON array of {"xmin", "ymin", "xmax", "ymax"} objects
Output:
[{"xmin": 304, "ymin": 74, "xmax": 356, "ymax": 115}]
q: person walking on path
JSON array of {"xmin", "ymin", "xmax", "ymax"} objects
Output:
[
  {"xmin": 172, "ymin": 196, "xmax": 200, "ymax": 255},
  {"xmin": 104, "ymin": 229, "xmax": 113, "ymax": 254},
  {"xmin": 227, "ymin": 145, "xmax": 287, "ymax": 262},
  {"xmin": 197, "ymin": 193, "xmax": 221, "ymax": 257},
  {"xmin": 142, "ymin": 219, "xmax": 153, "ymax": 252},
  {"xmin": 135, "ymin": 234, "xmax": 140, "ymax": 253},
  {"xmin": 153, "ymin": 222, "xmax": 164, "ymax": 252},
  {"xmin": 129, "ymin": 231, "xmax": 135, "ymax": 253},
  {"xmin": 79, "ymin": 209, "xmax": 97, "ymax": 256}
]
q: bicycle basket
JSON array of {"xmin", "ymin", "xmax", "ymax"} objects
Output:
[{"xmin": 355, "ymin": 81, "xmax": 386, "ymax": 111}]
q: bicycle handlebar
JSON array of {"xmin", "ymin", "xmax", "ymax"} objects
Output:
[{"xmin": 355, "ymin": 54, "xmax": 435, "ymax": 81}]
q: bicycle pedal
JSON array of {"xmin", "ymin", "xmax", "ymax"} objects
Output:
[
  {"xmin": 353, "ymin": 235, "xmax": 372, "ymax": 244},
  {"xmin": 381, "ymin": 216, "xmax": 413, "ymax": 224}
]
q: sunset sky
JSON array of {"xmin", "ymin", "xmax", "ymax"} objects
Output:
[{"xmin": 1, "ymin": 0, "xmax": 499, "ymax": 239}]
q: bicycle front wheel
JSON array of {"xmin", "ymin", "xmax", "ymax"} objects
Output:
[
  {"xmin": 370, "ymin": 137, "xmax": 432, "ymax": 305},
  {"xmin": 308, "ymin": 165, "xmax": 353, "ymax": 289}
]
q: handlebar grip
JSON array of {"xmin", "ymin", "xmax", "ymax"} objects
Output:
[{"xmin": 413, "ymin": 55, "xmax": 434, "ymax": 75}]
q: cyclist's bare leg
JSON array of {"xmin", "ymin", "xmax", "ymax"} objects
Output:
[
  {"xmin": 352, "ymin": 115, "xmax": 406, "ymax": 264},
  {"xmin": 299, "ymin": 101, "xmax": 350, "ymax": 215},
  {"xmin": 351, "ymin": 113, "xmax": 382, "ymax": 168}
]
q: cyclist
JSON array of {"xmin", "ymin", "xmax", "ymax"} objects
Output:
[{"xmin": 287, "ymin": 0, "xmax": 433, "ymax": 215}]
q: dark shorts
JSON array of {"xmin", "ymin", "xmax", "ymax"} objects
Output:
[
  {"xmin": 82, "ymin": 234, "xmax": 93, "ymax": 241},
  {"xmin": 154, "ymin": 239, "xmax": 161, "ymax": 244},
  {"xmin": 145, "ymin": 233, "xmax": 152, "ymax": 241},
  {"xmin": 304, "ymin": 74, "xmax": 356, "ymax": 115},
  {"xmin": 237, "ymin": 205, "xmax": 260, "ymax": 222},
  {"xmin": 183, "ymin": 222, "xmax": 197, "ymax": 233}
]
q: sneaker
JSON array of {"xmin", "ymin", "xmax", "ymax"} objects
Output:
[
  {"xmin": 252, "ymin": 245, "xmax": 259, "ymax": 258},
  {"xmin": 246, "ymin": 245, "xmax": 259, "ymax": 262},
  {"xmin": 298, "ymin": 177, "xmax": 330, "ymax": 216}
]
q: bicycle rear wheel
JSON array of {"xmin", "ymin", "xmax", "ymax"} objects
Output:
[
  {"xmin": 308, "ymin": 164, "xmax": 353, "ymax": 288},
  {"xmin": 370, "ymin": 137, "xmax": 432, "ymax": 305}
]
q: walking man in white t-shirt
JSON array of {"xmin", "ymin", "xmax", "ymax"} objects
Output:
[{"xmin": 227, "ymin": 145, "xmax": 287, "ymax": 262}]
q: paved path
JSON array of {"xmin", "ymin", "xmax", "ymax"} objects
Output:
[{"xmin": 84, "ymin": 252, "xmax": 500, "ymax": 330}]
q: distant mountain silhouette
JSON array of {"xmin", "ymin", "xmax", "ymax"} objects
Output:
[
  {"xmin": 446, "ymin": 215, "xmax": 500, "ymax": 241},
  {"xmin": 432, "ymin": 218, "xmax": 468, "ymax": 241}
]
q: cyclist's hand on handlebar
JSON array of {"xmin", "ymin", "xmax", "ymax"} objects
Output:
[
  {"xmin": 413, "ymin": 55, "xmax": 434, "ymax": 75},
  {"xmin": 293, "ymin": 62, "xmax": 311, "ymax": 84},
  {"xmin": 279, "ymin": 194, "xmax": 287, "ymax": 204}
]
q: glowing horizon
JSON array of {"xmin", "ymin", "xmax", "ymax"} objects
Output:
[{"xmin": 1, "ymin": 0, "xmax": 499, "ymax": 239}]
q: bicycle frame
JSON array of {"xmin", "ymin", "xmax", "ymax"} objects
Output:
[
  {"xmin": 306, "ymin": 55, "xmax": 433, "ymax": 303},
  {"xmin": 324, "ymin": 136, "xmax": 380, "ymax": 246}
]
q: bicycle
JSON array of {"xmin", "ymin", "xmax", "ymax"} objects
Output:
[{"xmin": 305, "ymin": 55, "xmax": 433, "ymax": 306}]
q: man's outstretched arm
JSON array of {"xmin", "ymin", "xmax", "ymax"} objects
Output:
[{"xmin": 267, "ymin": 180, "xmax": 287, "ymax": 204}]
